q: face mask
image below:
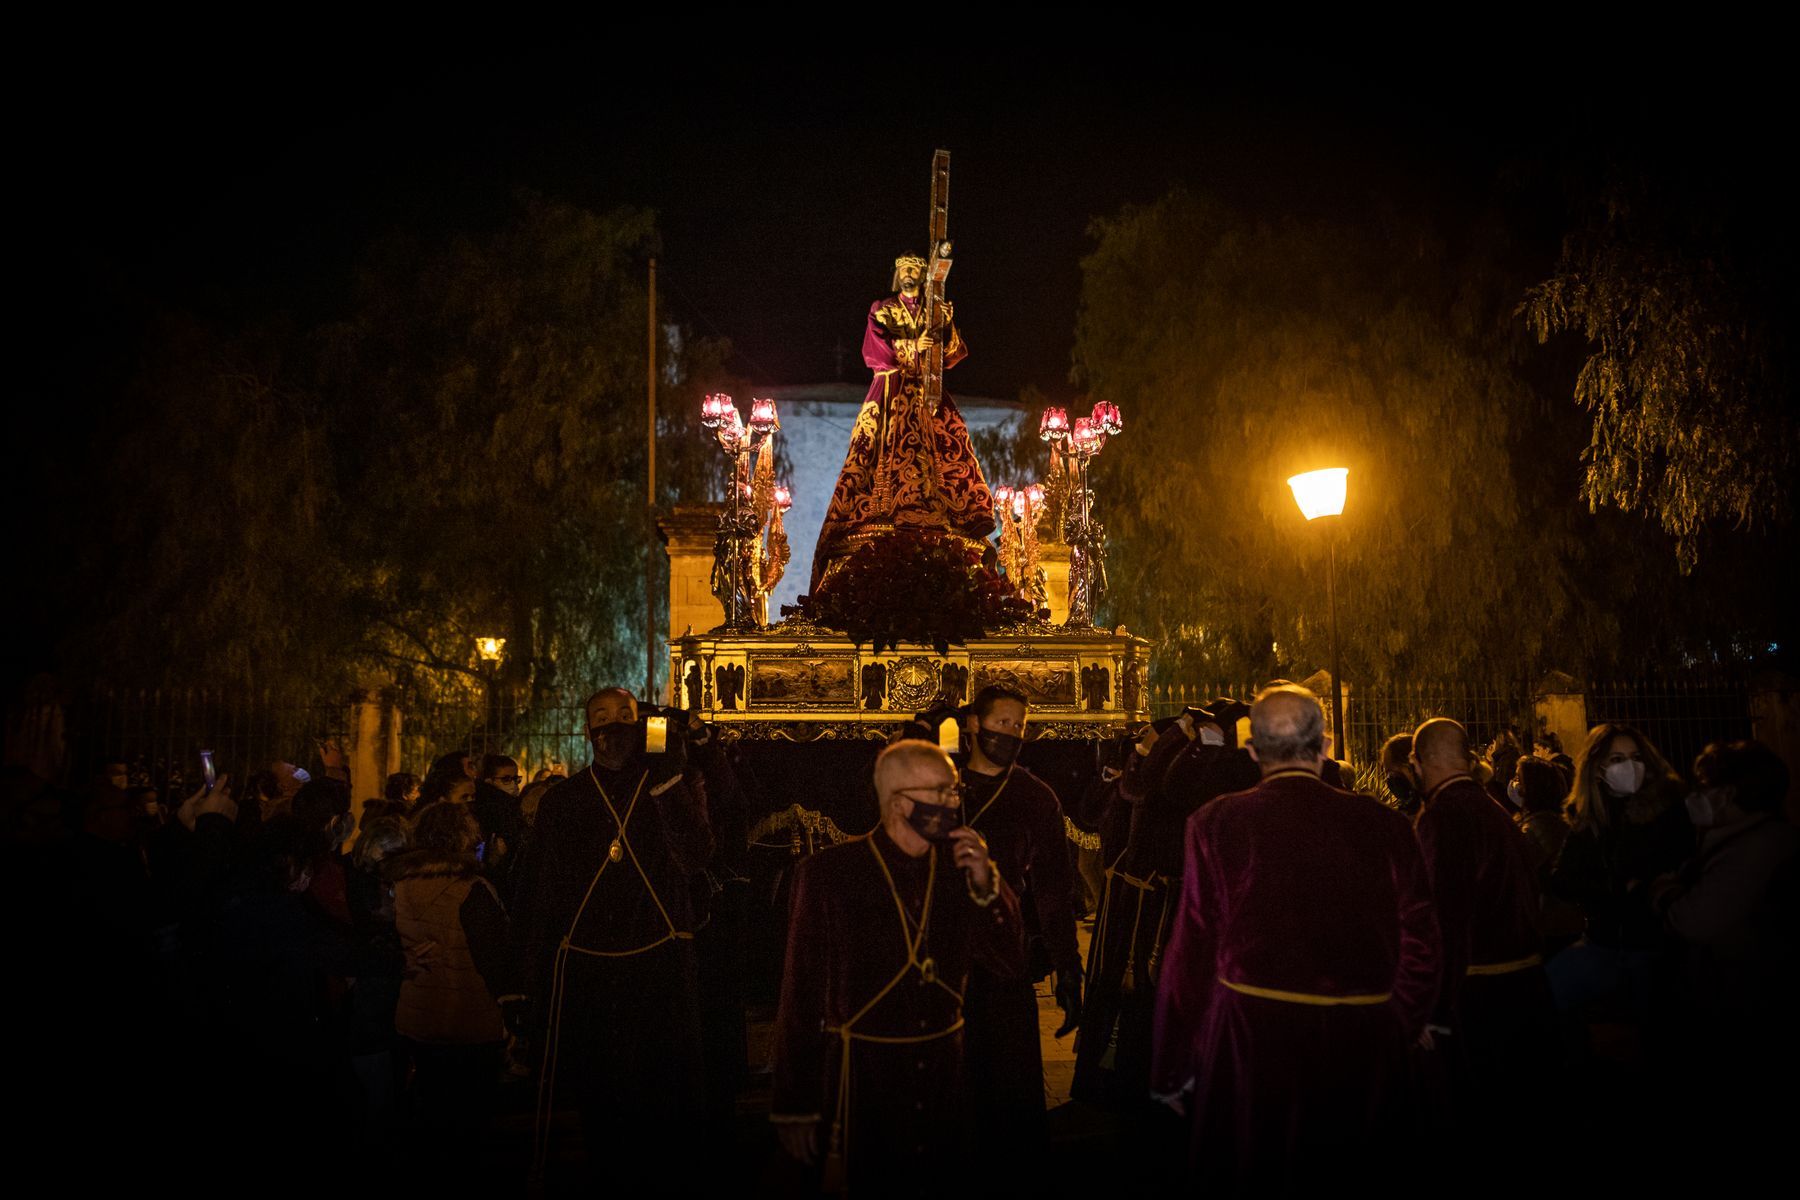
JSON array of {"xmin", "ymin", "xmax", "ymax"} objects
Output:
[
  {"xmin": 904, "ymin": 797, "xmax": 961, "ymax": 844},
  {"xmin": 592, "ymin": 725, "xmax": 637, "ymax": 767},
  {"xmin": 1198, "ymin": 727, "xmax": 1226, "ymax": 747},
  {"xmin": 1387, "ymin": 774, "xmax": 1416, "ymax": 803},
  {"xmin": 1602, "ymin": 760, "xmax": 1645, "ymax": 797},
  {"xmin": 1506, "ymin": 782, "xmax": 1525, "ymax": 809},
  {"xmin": 976, "ymin": 729, "xmax": 1023, "ymax": 768},
  {"xmin": 1683, "ymin": 791, "xmax": 1714, "ymax": 828}
]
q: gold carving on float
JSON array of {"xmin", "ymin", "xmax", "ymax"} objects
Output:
[
  {"xmin": 749, "ymin": 657, "xmax": 856, "ymax": 706},
  {"xmin": 971, "ymin": 660, "xmax": 1077, "ymax": 706},
  {"xmin": 886, "ymin": 656, "xmax": 942, "ymax": 711}
]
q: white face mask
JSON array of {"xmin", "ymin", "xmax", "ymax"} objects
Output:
[
  {"xmin": 1198, "ymin": 727, "xmax": 1226, "ymax": 747},
  {"xmin": 1683, "ymin": 791, "xmax": 1715, "ymax": 828},
  {"xmin": 1506, "ymin": 782, "xmax": 1525, "ymax": 809},
  {"xmin": 1602, "ymin": 759, "xmax": 1646, "ymax": 796}
]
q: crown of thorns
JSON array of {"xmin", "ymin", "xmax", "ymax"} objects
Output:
[{"xmin": 893, "ymin": 255, "xmax": 927, "ymax": 271}]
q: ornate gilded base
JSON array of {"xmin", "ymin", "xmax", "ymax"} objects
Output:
[{"xmin": 671, "ymin": 617, "xmax": 1151, "ymax": 741}]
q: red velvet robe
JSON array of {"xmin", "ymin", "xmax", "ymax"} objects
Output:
[
  {"xmin": 1152, "ymin": 768, "xmax": 1441, "ymax": 1188},
  {"xmin": 810, "ymin": 293, "xmax": 993, "ymax": 592},
  {"xmin": 774, "ymin": 827, "xmax": 1024, "ymax": 1195},
  {"xmin": 959, "ymin": 765, "xmax": 1079, "ymax": 1146},
  {"xmin": 1413, "ymin": 775, "xmax": 1557, "ymax": 1116}
]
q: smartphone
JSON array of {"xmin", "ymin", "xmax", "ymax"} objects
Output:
[
  {"xmin": 645, "ymin": 715, "xmax": 669, "ymax": 754},
  {"xmin": 200, "ymin": 750, "xmax": 217, "ymax": 795}
]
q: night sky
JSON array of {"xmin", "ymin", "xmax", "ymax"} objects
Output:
[{"xmin": 25, "ymin": 47, "xmax": 1605, "ymax": 405}]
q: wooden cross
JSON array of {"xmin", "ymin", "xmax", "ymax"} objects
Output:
[{"xmin": 922, "ymin": 148, "xmax": 953, "ymax": 410}]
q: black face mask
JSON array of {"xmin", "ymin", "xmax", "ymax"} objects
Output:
[
  {"xmin": 904, "ymin": 798, "xmax": 962, "ymax": 844},
  {"xmin": 976, "ymin": 729, "xmax": 1023, "ymax": 769},
  {"xmin": 592, "ymin": 724, "xmax": 637, "ymax": 768},
  {"xmin": 1387, "ymin": 773, "xmax": 1417, "ymax": 804}
]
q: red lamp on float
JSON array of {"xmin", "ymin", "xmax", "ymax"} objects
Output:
[{"xmin": 1039, "ymin": 407, "xmax": 1070, "ymax": 443}]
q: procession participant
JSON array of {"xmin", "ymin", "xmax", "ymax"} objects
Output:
[
  {"xmin": 471, "ymin": 753, "xmax": 525, "ymax": 902},
  {"xmin": 1152, "ymin": 685, "xmax": 1440, "ymax": 1191},
  {"xmin": 1073, "ymin": 698, "xmax": 1256, "ymax": 1110},
  {"xmin": 1410, "ymin": 718, "xmax": 1558, "ymax": 1131},
  {"xmin": 772, "ymin": 739, "xmax": 1024, "ymax": 1195},
  {"xmin": 942, "ymin": 685, "xmax": 1081, "ymax": 1159},
  {"xmin": 511, "ymin": 687, "xmax": 713, "ymax": 1189}
]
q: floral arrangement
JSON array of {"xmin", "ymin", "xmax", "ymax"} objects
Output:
[{"xmin": 793, "ymin": 530, "xmax": 1036, "ymax": 655}]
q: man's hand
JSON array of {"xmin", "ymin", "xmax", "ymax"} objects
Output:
[
  {"xmin": 775, "ymin": 1118, "xmax": 819, "ymax": 1165},
  {"xmin": 1053, "ymin": 969, "xmax": 1084, "ymax": 1037},
  {"xmin": 949, "ymin": 826, "xmax": 994, "ymax": 896}
]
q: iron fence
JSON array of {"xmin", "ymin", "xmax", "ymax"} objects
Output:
[
  {"xmin": 1586, "ymin": 676, "xmax": 1753, "ymax": 777},
  {"xmin": 400, "ymin": 686, "xmax": 593, "ymax": 780}
]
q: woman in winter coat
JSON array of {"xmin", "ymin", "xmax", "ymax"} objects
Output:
[
  {"xmin": 390, "ymin": 801, "xmax": 515, "ymax": 1165},
  {"xmin": 1547, "ymin": 722, "xmax": 1693, "ymax": 1025}
]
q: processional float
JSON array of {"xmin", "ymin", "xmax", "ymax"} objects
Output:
[{"xmin": 661, "ymin": 149, "xmax": 1151, "ymax": 743}]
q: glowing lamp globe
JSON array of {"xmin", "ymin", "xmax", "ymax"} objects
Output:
[
  {"xmin": 1092, "ymin": 400, "xmax": 1123, "ymax": 436},
  {"xmin": 1070, "ymin": 417, "xmax": 1103, "ymax": 458},
  {"xmin": 993, "ymin": 485, "xmax": 1014, "ymax": 508},
  {"xmin": 701, "ymin": 393, "xmax": 731, "ymax": 428},
  {"xmin": 774, "ymin": 483, "xmax": 793, "ymax": 511},
  {"xmin": 1287, "ymin": 468, "xmax": 1349, "ymax": 521},
  {"xmin": 475, "ymin": 636, "xmax": 506, "ymax": 662},
  {"xmin": 749, "ymin": 397, "xmax": 778, "ymax": 433},
  {"xmin": 1039, "ymin": 407, "xmax": 1070, "ymax": 442},
  {"xmin": 1012, "ymin": 492, "xmax": 1027, "ymax": 518},
  {"xmin": 1024, "ymin": 483, "xmax": 1045, "ymax": 507}
]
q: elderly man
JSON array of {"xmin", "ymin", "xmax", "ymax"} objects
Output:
[
  {"xmin": 1152, "ymin": 684, "xmax": 1440, "ymax": 1191},
  {"xmin": 512, "ymin": 687, "xmax": 713, "ymax": 1188},
  {"xmin": 773, "ymin": 739, "xmax": 1025, "ymax": 1194},
  {"xmin": 1410, "ymin": 717, "xmax": 1557, "ymax": 1129}
]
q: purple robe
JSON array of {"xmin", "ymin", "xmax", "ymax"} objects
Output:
[
  {"xmin": 811, "ymin": 294, "xmax": 994, "ymax": 592},
  {"xmin": 1152, "ymin": 767, "xmax": 1441, "ymax": 1189}
]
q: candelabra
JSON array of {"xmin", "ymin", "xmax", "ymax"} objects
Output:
[
  {"xmin": 992, "ymin": 482, "xmax": 1047, "ymax": 610},
  {"xmin": 1040, "ymin": 400, "xmax": 1123, "ymax": 629},
  {"xmin": 701, "ymin": 395, "xmax": 791, "ymax": 631}
]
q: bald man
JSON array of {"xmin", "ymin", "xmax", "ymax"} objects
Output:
[
  {"xmin": 772, "ymin": 739, "xmax": 1025, "ymax": 1193},
  {"xmin": 1410, "ymin": 717, "xmax": 1557, "ymax": 1127},
  {"xmin": 1151, "ymin": 685, "xmax": 1440, "ymax": 1192},
  {"xmin": 511, "ymin": 687, "xmax": 714, "ymax": 1188}
]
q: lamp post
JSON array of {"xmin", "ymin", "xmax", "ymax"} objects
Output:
[
  {"xmin": 1042, "ymin": 402, "xmax": 1122, "ymax": 628},
  {"xmin": 702, "ymin": 393, "xmax": 779, "ymax": 631},
  {"xmin": 475, "ymin": 636, "xmax": 506, "ymax": 748},
  {"xmin": 1286, "ymin": 467, "xmax": 1349, "ymax": 761}
]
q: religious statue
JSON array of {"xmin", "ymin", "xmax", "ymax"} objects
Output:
[{"xmin": 810, "ymin": 150, "xmax": 996, "ymax": 592}]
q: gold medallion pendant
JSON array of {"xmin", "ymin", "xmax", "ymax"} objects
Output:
[
  {"xmin": 608, "ymin": 838, "xmax": 624, "ymax": 863},
  {"xmin": 919, "ymin": 956, "xmax": 938, "ymax": 985}
]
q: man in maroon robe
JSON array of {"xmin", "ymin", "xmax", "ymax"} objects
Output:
[
  {"xmin": 512, "ymin": 688, "xmax": 714, "ymax": 1189},
  {"xmin": 949, "ymin": 685, "xmax": 1082, "ymax": 1163},
  {"xmin": 773, "ymin": 739, "xmax": 1024, "ymax": 1195},
  {"xmin": 1410, "ymin": 718, "xmax": 1558, "ymax": 1131},
  {"xmin": 1151, "ymin": 685, "xmax": 1441, "ymax": 1191},
  {"xmin": 811, "ymin": 255, "xmax": 995, "ymax": 592}
]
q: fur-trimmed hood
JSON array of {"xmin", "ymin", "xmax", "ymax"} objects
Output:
[{"xmin": 384, "ymin": 849, "xmax": 481, "ymax": 884}]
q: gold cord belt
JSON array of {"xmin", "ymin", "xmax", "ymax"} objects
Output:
[
  {"xmin": 1219, "ymin": 977, "xmax": 1391, "ymax": 1006},
  {"xmin": 1466, "ymin": 953, "xmax": 1543, "ymax": 977}
]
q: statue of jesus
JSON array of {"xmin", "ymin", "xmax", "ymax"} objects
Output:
[{"xmin": 809, "ymin": 253, "xmax": 997, "ymax": 591}]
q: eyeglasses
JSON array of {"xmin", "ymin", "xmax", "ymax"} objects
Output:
[
  {"xmin": 495, "ymin": 775, "xmax": 522, "ymax": 784},
  {"xmin": 894, "ymin": 784, "xmax": 965, "ymax": 806}
]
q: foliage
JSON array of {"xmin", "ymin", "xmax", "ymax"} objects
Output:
[
  {"xmin": 798, "ymin": 530, "xmax": 1033, "ymax": 655},
  {"xmin": 73, "ymin": 196, "xmax": 738, "ymax": 705},
  {"xmin": 1519, "ymin": 179, "xmax": 1795, "ymax": 571},
  {"xmin": 1073, "ymin": 190, "xmax": 1559, "ymax": 684}
]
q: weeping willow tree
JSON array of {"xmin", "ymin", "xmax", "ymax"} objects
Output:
[
  {"xmin": 1519, "ymin": 175, "xmax": 1796, "ymax": 571},
  {"xmin": 76, "ymin": 196, "xmax": 737, "ymax": 706}
]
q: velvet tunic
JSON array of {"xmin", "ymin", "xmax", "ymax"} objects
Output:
[
  {"xmin": 512, "ymin": 759, "xmax": 714, "ymax": 1123},
  {"xmin": 774, "ymin": 827, "xmax": 1024, "ymax": 1195},
  {"xmin": 959, "ymin": 765, "xmax": 1079, "ymax": 1144},
  {"xmin": 1152, "ymin": 768, "xmax": 1441, "ymax": 1189},
  {"xmin": 1414, "ymin": 775, "xmax": 1558, "ymax": 1116}
]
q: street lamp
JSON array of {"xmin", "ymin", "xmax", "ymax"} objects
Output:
[
  {"xmin": 1287, "ymin": 468, "xmax": 1348, "ymax": 762},
  {"xmin": 475, "ymin": 636, "xmax": 506, "ymax": 663}
]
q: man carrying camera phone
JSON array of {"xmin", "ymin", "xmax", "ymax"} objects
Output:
[
  {"xmin": 772, "ymin": 739, "xmax": 1024, "ymax": 1192},
  {"xmin": 510, "ymin": 687, "xmax": 714, "ymax": 1188}
]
